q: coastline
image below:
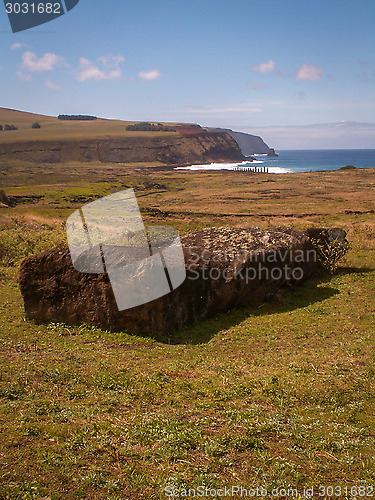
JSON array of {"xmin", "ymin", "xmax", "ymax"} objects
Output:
[{"xmin": 174, "ymin": 149, "xmax": 375, "ymax": 174}]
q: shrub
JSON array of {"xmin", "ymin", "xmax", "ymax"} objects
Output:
[
  {"xmin": 0, "ymin": 125, "xmax": 3, "ymax": 131},
  {"xmin": 126, "ymin": 122, "xmax": 176, "ymax": 132},
  {"xmin": 58, "ymin": 114, "xmax": 97, "ymax": 121},
  {"xmin": 339, "ymin": 165, "xmax": 357, "ymax": 170},
  {"xmin": 126, "ymin": 122, "xmax": 162, "ymax": 132},
  {"xmin": 311, "ymin": 231, "xmax": 349, "ymax": 274},
  {"xmin": 0, "ymin": 218, "xmax": 65, "ymax": 267},
  {"xmin": 32, "ymin": 122, "xmax": 41, "ymax": 129}
]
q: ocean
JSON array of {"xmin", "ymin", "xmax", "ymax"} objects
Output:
[{"xmin": 176, "ymin": 149, "xmax": 375, "ymax": 174}]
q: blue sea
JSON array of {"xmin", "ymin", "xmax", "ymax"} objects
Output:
[{"xmin": 176, "ymin": 149, "xmax": 375, "ymax": 174}]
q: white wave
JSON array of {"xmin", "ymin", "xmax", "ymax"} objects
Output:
[
  {"xmin": 175, "ymin": 161, "xmax": 292, "ymax": 173},
  {"xmin": 267, "ymin": 166, "xmax": 293, "ymax": 174},
  {"xmin": 175, "ymin": 161, "xmax": 250, "ymax": 171}
]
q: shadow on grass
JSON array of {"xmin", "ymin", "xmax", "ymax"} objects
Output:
[
  {"xmin": 314, "ymin": 265, "xmax": 374, "ymax": 286},
  {"xmin": 166, "ymin": 265, "xmax": 375, "ymax": 345},
  {"xmin": 158, "ymin": 275, "xmax": 341, "ymax": 345},
  {"xmin": 332, "ymin": 266, "xmax": 374, "ymax": 276}
]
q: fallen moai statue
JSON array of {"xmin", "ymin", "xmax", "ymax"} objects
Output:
[{"xmin": 19, "ymin": 226, "xmax": 347, "ymax": 337}]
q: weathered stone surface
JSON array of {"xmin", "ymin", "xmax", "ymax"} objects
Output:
[{"xmin": 19, "ymin": 226, "xmax": 344, "ymax": 337}]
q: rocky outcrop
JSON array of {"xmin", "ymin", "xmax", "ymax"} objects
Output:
[
  {"xmin": 267, "ymin": 148, "xmax": 278, "ymax": 157},
  {"xmin": 19, "ymin": 226, "xmax": 346, "ymax": 339},
  {"xmin": 209, "ymin": 128, "xmax": 272, "ymax": 156},
  {"xmin": 0, "ymin": 132, "xmax": 244, "ymax": 165}
]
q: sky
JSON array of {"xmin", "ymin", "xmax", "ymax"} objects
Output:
[{"xmin": 1, "ymin": 0, "xmax": 374, "ymax": 148}]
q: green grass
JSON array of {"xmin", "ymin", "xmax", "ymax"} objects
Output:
[{"xmin": 0, "ymin": 163, "xmax": 374, "ymax": 499}]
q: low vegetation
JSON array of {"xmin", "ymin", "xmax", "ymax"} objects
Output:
[
  {"xmin": 0, "ymin": 161, "xmax": 374, "ymax": 499},
  {"xmin": 340, "ymin": 165, "xmax": 357, "ymax": 170},
  {"xmin": 57, "ymin": 115, "xmax": 98, "ymax": 121},
  {"xmin": 312, "ymin": 232, "xmax": 350, "ymax": 274},
  {"xmin": 1, "ymin": 124, "xmax": 18, "ymax": 131},
  {"xmin": 126, "ymin": 122, "xmax": 176, "ymax": 132}
]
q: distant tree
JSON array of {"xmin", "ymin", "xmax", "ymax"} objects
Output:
[
  {"xmin": 58, "ymin": 114, "xmax": 97, "ymax": 121},
  {"xmin": 126, "ymin": 122, "xmax": 163, "ymax": 132},
  {"xmin": 32, "ymin": 122, "xmax": 41, "ymax": 129},
  {"xmin": 0, "ymin": 125, "xmax": 2, "ymax": 131},
  {"xmin": 10, "ymin": 125, "xmax": 18, "ymax": 130},
  {"xmin": 4, "ymin": 124, "xmax": 11, "ymax": 131}
]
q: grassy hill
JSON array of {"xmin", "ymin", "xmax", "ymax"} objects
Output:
[
  {"xmin": 0, "ymin": 108, "xmax": 244, "ymax": 165},
  {"xmin": 0, "ymin": 107, "xmax": 177, "ymax": 143}
]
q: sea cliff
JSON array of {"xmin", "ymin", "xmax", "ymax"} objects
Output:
[
  {"xmin": 0, "ymin": 131, "xmax": 245, "ymax": 165},
  {"xmin": 209, "ymin": 128, "xmax": 273, "ymax": 156}
]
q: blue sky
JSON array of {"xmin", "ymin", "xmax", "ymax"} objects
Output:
[{"xmin": 1, "ymin": 0, "xmax": 374, "ymax": 148}]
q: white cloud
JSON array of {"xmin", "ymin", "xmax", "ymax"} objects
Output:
[
  {"xmin": 98, "ymin": 55, "xmax": 125, "ymax": 67},
  {"xmin": 21, "ymin": 51, "xmax": 64, "ymax": 72},
  {"xmin": 252, "ymin": 60, "xmax": 276, "ymax": 73},
  {"xmin": 75, "ymin": 57, "xmax": 123, "ymax": 82},
  {"xmin": 76, "ymin": 58, "xmax": 106, "ymax": 81},
  {"xmin": 295, "ymin": 63, "xmax": 323, "ymax": 81},
  {"xmin": 45, "ymin": 79, "xmax": 61, "ymax": 90},
  {"xmin": 138, "ymin": 69, "xmax": 161, "ymax": 81},
  {"xmin": 16, "ymin": 71, "xmax": 32, "ymax": 81},
  {"xmin": 11, "ymin": 42, "xmax": 29, "ymax": 50}
]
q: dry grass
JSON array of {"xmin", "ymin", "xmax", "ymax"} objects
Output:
[{"xmin": 0, "ymin": 107, "xmax": 178, "ymax": 144}]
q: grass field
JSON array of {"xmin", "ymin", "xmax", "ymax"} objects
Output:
[
  {"xmin": 0, "ymin": 108, "xmax": 179, "ymax": 144},
  {"xmin": 0, "ymin": 159, "xmax": 374, "ymax": 499}
]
